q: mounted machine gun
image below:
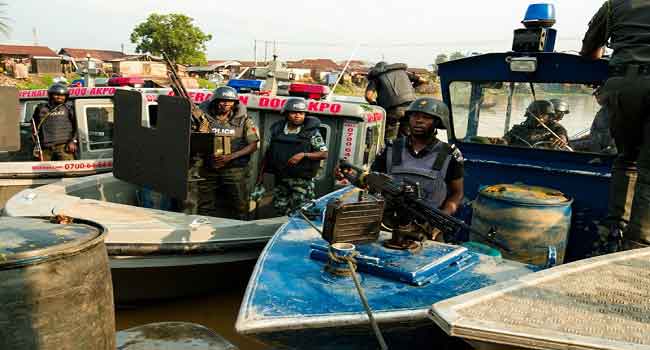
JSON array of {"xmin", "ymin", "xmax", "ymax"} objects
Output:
[{"xmin": 336, "ymin": 161, "xmax": 510, "ymax": 252}]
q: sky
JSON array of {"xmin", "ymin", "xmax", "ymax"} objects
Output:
[{"xmin": 2, "ymin": 0, "xmax": 606, "ymax": 67}]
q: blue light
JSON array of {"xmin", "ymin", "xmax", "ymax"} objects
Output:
[
  {"xmin": 522, "ymin": 3, "xmax": 556, "ymax": 28},
  {"xmin": 227, "ymin": 79, "xmax": 264, "ymax": 92}
]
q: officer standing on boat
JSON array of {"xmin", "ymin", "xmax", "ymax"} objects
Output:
[
  {"xmin": 264, "ymin": 97, "xmax": 328, "ymax": 215},
  {"xmin": 581, "ymin": 0, "xmax": 650, "ymax": 251},
  {"xmin": 196, "ymin": 86, "xmax": 259, "ymax": 219},
  {"xmin": 365, "ymin": 62, "xmax": 426, "ymax": 141},
  {"xmin": 371, "ymin": 97, "xmax": 464, "ymax": 228},
  {"xmin": 31, "ymin": 84, "xmax": 78, "ymax": 161},
  {"xmin": 504, "ymin": 100, "xmax": 569, "ymax": 150}
]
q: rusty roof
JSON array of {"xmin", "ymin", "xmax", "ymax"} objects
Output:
[
  {"xmin": 0, "ymin": 44, "xmax": 58, "ymax": 57},
  {"xmin": 287, "ymin": 59, "xmax": 340, "ymax": 71},
  {"xmin": 59, "ymin": 48, "xmax": 126, "ymax": 61}
]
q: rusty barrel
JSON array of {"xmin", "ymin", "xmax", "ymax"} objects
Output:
[
  {"xmin": 470, "ymin": 184, "xmax": 572, "ymax": 266},
  {"xmin": 0, "ymin": 217, "xmax": 115, "ymax": 350}
]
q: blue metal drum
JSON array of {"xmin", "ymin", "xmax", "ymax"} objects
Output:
[{"xmin": 470, "ymin": 184, "xmax": 572, "ymax": 266}]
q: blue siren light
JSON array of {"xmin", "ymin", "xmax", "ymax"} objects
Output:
[{"xmin": 522, "ymin": 3, "xmax": 556, "ymax": 28}]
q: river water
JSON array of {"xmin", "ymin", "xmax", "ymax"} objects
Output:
[{"xmin": 114, "ymin": 93, "xmax": 601, "ymax": 350}]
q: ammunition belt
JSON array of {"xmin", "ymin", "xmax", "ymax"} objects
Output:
[{"xmin": 609, "ymin": 64, "xmax": 650, "ymax": 77}]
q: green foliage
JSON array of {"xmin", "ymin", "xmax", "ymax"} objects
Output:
[
  {"xmin": 449, "ymin": 51, "xmax": 466, "ymax": 61},
  {"xmin": 435, "ymin": 54, "xmax": 449, "ymax": 65},
  {"xmin": 130, "ymin": 13, "xmax": 212, "ymax": 65},
  {"xmin": 197, "ymin": 78, "xmax": 216, "ymax": 89},
  {"xmin": 0, "ymin": 3, "xmax": 10, "ymax": 37}
]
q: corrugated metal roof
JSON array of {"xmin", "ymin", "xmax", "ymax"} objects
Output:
[
  {"xmin": 0, "ymin": 44, "xmax": 57, "ymax": 57},
  {"xmin": 59, "ymin": 48, "xmax": 126, "ymax": 61}
]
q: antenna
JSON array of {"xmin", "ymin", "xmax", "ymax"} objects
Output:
[{"xmin": 32, "ymin": 27, "xmax": 38, "ymax": 46}]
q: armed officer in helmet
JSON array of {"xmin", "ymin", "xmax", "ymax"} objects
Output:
[
  {"xmin": 365, "ymin": 62, "xmax": 427, "ymax": 141},
  {"xmin": 264, "ymin": 97, "xmax": 328, "ymax": 215},
  {"xmin": 581, "ymin": 0, "xmax": 650, "ymax": 251},
  {"xmin": 196, "ymin": 86, "xmax": 259, "ymax": 219},
  {"xmin": 504, "ymin": 100, "xmax": 570, "ymax": 150},
  {"xmin": 31, "ymin": 84, "xmax": 78, "ymax": 161},
  {"xmin": 371, "ymin": 97, "xmax": 464, "ymax": 219}
]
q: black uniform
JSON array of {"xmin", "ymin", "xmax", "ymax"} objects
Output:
[
  {"xmin": 31, "ymin": 102, "xmax": 77, "ymax": 161},
  {"xmin": 581, "ymin": 0, "xmax": 650, "ymax": 249},
  {"xmin": 366, "ymin": 63, "xmax": 422, "ymax": 141}
]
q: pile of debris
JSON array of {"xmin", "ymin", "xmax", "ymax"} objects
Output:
[{"xmin": 0, "ymin": 74, "xmax": 20, "ymax": 87}]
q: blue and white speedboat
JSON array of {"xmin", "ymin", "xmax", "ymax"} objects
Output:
[{"xmin": 236, "ymin": 187, "xmax": 536, "ymax": 350}]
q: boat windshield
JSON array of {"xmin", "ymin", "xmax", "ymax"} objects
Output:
[{"xmin": 450, "ymin": 81, "xmax": 613, "ymax": 155}]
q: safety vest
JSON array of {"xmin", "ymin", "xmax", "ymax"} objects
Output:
[
  {"xmin": 386, "ymin": 138, "xmax": 452, "ymax": 209},
  {"xmin": 268, "ymin": 117, "xmax": 321, "ymax": 179}
]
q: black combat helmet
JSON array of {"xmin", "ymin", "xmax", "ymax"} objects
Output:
[
  {"xmin": 405, "ymin": 97, "xmax": 450, "ymax": 130},
  {"xmin": 526, "ymin": 100, "xmax": 555, "ymax": 117},
  {"xmin": 549, "ymin": 98, "xmax": 570, "ymax": 115},
  {"xmin": 282, "ymin": 97, "xmax": 308, "ymax": 115},
  {"xmin": 211, "ymin": 86, "xmax": 239, "ymax": 103},
  {"xmin": 47, "ymin": 83, "xmax": 69, "ymax": 98}
]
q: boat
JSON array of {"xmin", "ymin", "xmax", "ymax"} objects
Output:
[
  {"xmin": 237, "ymin": 4, "xmax": 620, "ymax": 348},
  {"xmin": 429, "ymin": 248, "xmax": 650, "ymax": 350},
  {"xmin": 3, "ymin": 88, "xmax": 387, "ymax": 302},
  {"xmin": 235, "ymin": 186, "xmax": 537, "ymax": 349}
]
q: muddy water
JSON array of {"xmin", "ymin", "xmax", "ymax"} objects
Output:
[{"xmin": 115, "ymin": 261, "xmax": 269, "ymax": 350}]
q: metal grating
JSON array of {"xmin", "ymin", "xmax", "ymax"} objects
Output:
[{"xmin": 430, "ymin": 248, "xmax": 650, "ymax": 350}]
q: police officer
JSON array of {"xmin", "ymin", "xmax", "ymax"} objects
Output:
[
  {"xmin": 371, "ymin": 97, "xmax": 464, "ymax": 217},
  {"xmin": 590, "ymin": 87, "xmax": 616, "ymax": 153},
  {"xmin": 31, "ymin": 84, "xmax": 78, "ymax": 161},
  {"xmin": 265, "ymin": 97, "xmax": 328, "ymax": 215},
  {"xmin": 365, "ymin": 62, "xmax": 426, "ymax": 141},
  {"xmin": 196, "ymin": 86, "xmax": 259, "ymax": 219},
  {"xmin": 581, "ymin": 0, "xmax": 650, "ymax": 251},
  {"xmin": 504, "ymin": 100, "xmax": 570, "ymax": 150},
  {"xmin": 549, "ymin": 98, "xmax": 570, "ymax": 123}
]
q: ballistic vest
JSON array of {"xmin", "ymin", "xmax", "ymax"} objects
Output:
[
  {"xmin": 386, "ymin": 138, "xmax": 452, "ymax": 209},
  {"xmin": 268, "ymin": 117, "xmax": 321, "ymax": 179},
  {"xmin": 35, "ymin": 102, "xmax": 75, "ymax": 147},
  {"xmin": 367, "ymin": 63, "xmax": 417, "ymax": 109},
  {"xmin": 202, "ymin": 103, "xmax": 252, "ymax": 168}
]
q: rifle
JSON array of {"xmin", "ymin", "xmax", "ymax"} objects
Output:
[
  {"xmin": 31, "ymin": 118, "xmax": 44, "ymax": 161},
  {"xmin": 161, "ymin": 52, "xmax": 212, "ymax": 132},
  {"xmin": 338, "ymin": 161, "xmax": 511, "ymax": 252}
]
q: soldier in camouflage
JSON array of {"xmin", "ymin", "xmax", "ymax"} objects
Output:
[
  {"xmin": 195, "ymin": 86, "xmax": 259, "ymax": 219},
  {"xmin": 504, "ymin": 100, "xmax": 570, "ymax": 151},
  {"xmin": 264, "ymin": 97, "xmax": 328, "ymax": 215}
]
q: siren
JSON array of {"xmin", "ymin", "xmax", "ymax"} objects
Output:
[
  {"xmin": 227, "ymin": 79, "xmax": 264, "ymax": 93},
  {"xmin": 288, "ymin": 83, "xmax": 330, "ymax": 100},
  {"xmin": 512, "ymin": 3, "xmax": 557, "ymax": 54}
]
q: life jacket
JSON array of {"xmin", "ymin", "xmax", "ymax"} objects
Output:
[
  {"xmin": 268, "ymin": 116, "xmax": 321, "ymax": 179},
  {"xmin": 35, "ymin": 102, "xmax": 75, "ymax": 147},
  {"xmin": 199, "ymin": 102, "xmax": 252, "ymax": 168},
  {"xmin": 386, "ymin": 137, "xmax": 453, "ymax": 209},
  {"xmin": 367, "ymin": 63, "xmax": 417, "ymax": 109}
]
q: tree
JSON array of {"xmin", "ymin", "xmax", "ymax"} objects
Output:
[
  {"xmin": 0, "ymin": 3, "xmax": 10, "ymax": 37},
  {"xmin": 449, "ymin": 51, "xmax": 466, "ymax": 61},
  {"xmin": 130, "ymin": 14, "xmax": 212, "ymax": 65},
  {"xmin": 434, "ymin": 54, "xmax": 449, "ymax": 65}
]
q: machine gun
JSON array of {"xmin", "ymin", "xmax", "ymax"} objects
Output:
[
  {"xmin": 338, "ymin": 161, "xmax": 510, "ymax": 252},
  {"xmin": 162, "ymin": 52, "xmax": 213, "ymax": 132}
]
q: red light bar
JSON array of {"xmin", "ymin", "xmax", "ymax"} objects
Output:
[
  {"xmin": 288, "ymin": 83, "xmax": 331, "ymax": 100},
  {"xmin": 108, "ymin": 77, "xmax": 145, "ymax": 87}
]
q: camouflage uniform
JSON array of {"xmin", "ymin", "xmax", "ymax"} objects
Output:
[
  {"xmin": 41, "ymin": 143, "xmax": 75, "ymax": 161},
  {"xmin": 271, "ymin": 126, "xmax": 328, "ymax": 215},
  {"xmin": 196, "ymin": 106, "xmax": 259, "ymax": 219}
]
